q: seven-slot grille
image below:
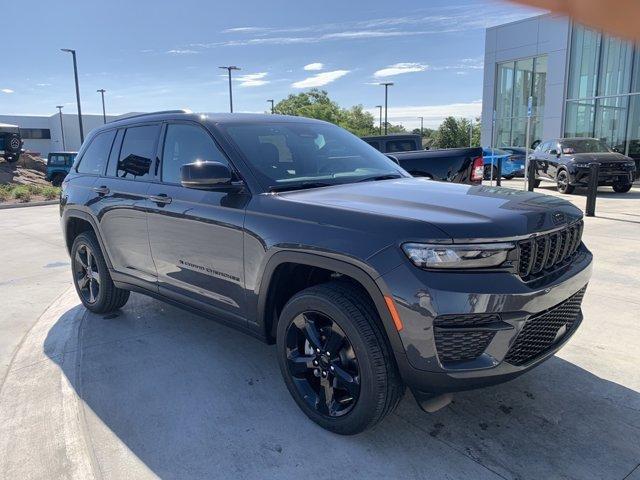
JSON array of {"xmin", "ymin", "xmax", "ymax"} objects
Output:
[
  {"xmin": 517, "ymin": 220, "xmax": 583, "ymax": 280},
  {"xmin": 504, "ymin": 286, "xmax": 587, "ymax": 366}
]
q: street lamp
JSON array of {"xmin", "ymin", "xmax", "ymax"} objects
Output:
[
  {"xmin": 219, "ymin": 66, "xmax": 241, "ymax": 113},
  {"xmin": 375, "ymin": 105, "xmax": 382, "ymax": 135},
  {"xmin": 97, "ymin": 89, "xmax": 106, "ymax": 124},
  {"xmin": 418, "ymin": 116, "xmax": 424, "ymax": 137},
  {"xmin": 379, "ymin": 82, "xmax": 393, "ymax": 135},
  {"xmin": 60, "ymin": 48, "xmax": 84, "ymax": 144},
  {"xmin": 56, "ymin": 106, "xmax": 66, "ymax": 151},
  {"xmin": 267, "ymin": 99, "xmax": 274, "ymax": 114}
]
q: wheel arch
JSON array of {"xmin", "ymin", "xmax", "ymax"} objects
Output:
[
  {"xmin": 257, "ymin": 251, "xmax": 405, "ymax": 355},
  {"xmin": 63, "ymin": 209, "xmax": 113, "ymax": 270}
]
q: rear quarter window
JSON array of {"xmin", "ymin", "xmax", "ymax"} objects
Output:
[{"xmin": 77, "ymin": 131, "xmax": 116, "ymax": 175}]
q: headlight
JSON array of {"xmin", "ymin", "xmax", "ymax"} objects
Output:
[
  {"xmin": 402, "ymin": 242, "xmax": 515, "ymax": 269},
  {"xmin": 574, "ymin": 162, "xmax": 591, "ymax": 168}
]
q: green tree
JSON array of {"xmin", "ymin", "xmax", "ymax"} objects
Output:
[
  {"xmin": 339, "ymin": 105, "xmax": 377, "ymax": 137},
  {"xmin": 432, "ymin": 116, "xmax": 480, "ymax": 149}
]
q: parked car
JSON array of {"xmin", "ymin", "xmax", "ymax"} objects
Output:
[
  {"xmin": 46, "ymin": 152, "xmax": 77, "ymax": 186},
  {"xmin": 500, "ymin": 147, "xmax": 528, "ymax": 178},
  {"xmin": 530, "ymin": 137, "xmax": 637, "ymax": 193},
  {"xmin": 363, "ymin": 135, "xmax": 484, "ymax": 184},
  {"xmin": 361, "ymin": 134, "xmax": 422, "ymax": 153},
  {"xmin": 482, "ymin": 148, "xmax": 511, "ymax": 180},
  {"xmin": 61, "ymin": 111, "xmax": 592, "ymax": 435},
  {"xmin": 0, "ymin": 123, "xmax": 23, "ymax": 163}
]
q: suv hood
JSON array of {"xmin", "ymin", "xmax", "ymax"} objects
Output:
[
  {"xmin": 279, "ymin": 178, "xmax": 583, "ymax": 241},
  {"xmin": 568, "ymin": 152, "xmax": 633, "ymax": 163}
]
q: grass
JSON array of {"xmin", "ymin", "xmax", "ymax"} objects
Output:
[{"xmin": 0, "ymin": 184, "xmax": 61, "ymax": 203}]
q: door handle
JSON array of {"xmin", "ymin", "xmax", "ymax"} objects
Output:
[
  {"xmin": 149, "ymin": 193, "xmax": 172, "ymax": 205},
  {"xmin": 93, "ymin": 186, "xmax": 110, "ymax": 195}
]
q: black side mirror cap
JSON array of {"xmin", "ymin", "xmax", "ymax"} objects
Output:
[{"xmin": 180, "ymin": 161, "xmax": 234, "ymax": 189}]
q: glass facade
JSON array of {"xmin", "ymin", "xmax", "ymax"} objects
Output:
[
  {"xmin": 494, "ymin": 56, "xmax": 547, "ymax": 148},
  {"xmin": 565, "ymin": 24, "xmax": 640, "ymax": 160}
]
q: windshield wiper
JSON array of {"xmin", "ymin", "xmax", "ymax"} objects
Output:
[
  {"xmin": 356, "ymin": 173, "xmax": 404, "ymax": 183},
  {"xmin": 268, "ymin": 181, "xmax": 333, "ymax": 193}
]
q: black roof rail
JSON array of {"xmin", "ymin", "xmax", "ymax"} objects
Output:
[{"xmin": 116, "ymin": 109, "xmax": 192, "ymax": 121}]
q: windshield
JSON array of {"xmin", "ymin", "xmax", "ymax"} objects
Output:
[
  {"xmin": 221, "ymin": 121, "xmax": 407, "ymax": 190},
  {"xmin": 561, "ymin": 139, "xmax": 611, "ymax": 154}
]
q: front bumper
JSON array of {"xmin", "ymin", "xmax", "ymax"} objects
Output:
[
  {"xmin": 570, "ymin": 167, "xmax": 635, "ymax": 186},
  {"xmin": 379, "ymin": 244, "xmax": 593, "ymax": 394}
]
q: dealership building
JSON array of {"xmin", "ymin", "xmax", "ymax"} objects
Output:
[
  {"xmin": 0, "ymin": 112, "xmax": 132, "ymax": 157},
  {"xmin": 481, "ymin": 13, "xmax": 640, "ymax": 163}
]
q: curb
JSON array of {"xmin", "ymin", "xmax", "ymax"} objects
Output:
[{"xmin": 0, "ymin": 200, "xmax": 59, "ymax": 210}]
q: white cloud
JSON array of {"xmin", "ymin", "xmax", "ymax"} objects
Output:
[
  {"xmin": 374, "ymin": 63, "xmax": 428, "ymax": 78},
  {"xmin": 166, "ymin": 49, "xmax": 199, "ymax": 55},
  {"xmin": 35, "ymin": 83, "xmax": 52, "ymax": 87},
  {"xmin": 304, "ymin": 63, "xmax": 324, "ymax": 71},
  {"xmin": 292, "ymin": 70, "xmax": 350, "ymax": 88},
  {"xmin": 237, "ymin": 72, "xmax": 269, "ymax": 87},
  {"xmin": 367, "ymin": 100, "xmax": 482, "ymax": 129},
  {"xmin": 1, "ymin": 88, "xmax": 14, "ymax": 94}
]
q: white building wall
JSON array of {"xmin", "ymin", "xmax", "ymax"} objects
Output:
[{"xmin": 481, "ymin": 14, "xmax": 571, "ymax": 147}]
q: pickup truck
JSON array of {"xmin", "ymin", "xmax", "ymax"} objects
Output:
[
  {"xmin": 362, "ymin": 135, "xmax": 484, "ymax": 184},
  {"xmin": 61, "ymin": 111, "xmax": 591, "ymax": 434}
]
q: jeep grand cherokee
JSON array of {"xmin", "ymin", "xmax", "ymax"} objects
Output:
[{"xmin": 60, "ymin": 111, "xmax": 592, "ymax": 434}]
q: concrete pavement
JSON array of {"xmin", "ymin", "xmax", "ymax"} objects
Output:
[{"xmin": 0, "ymin": 189, "xmax": 639, "ymax": 479}]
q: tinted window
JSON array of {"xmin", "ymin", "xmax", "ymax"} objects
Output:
[
  {"xmin": 221, "ymin": 122, "xmax": 405, "ymax": 189},
  {"xmin": 49, "ymin": 155, "xmax": 64, "ymax": 166},
  {"xmin": 162, "ymin": 124, "xmax": 229, "ymax": 184},
  {"xmin": 561, "ymin": 139, "xmax": 611, "ymax": 154},
  {"xmin": 77, "ymin": 130, "xmax": 116, "ymax": 175},
  {"xmin": 117, "ymin": 125, "xmax": 160, "ymax": 180},
  {"xmin": 365, "ymin": 140, "xmax": 381, "ymax": 151},
  {"xmin": 386, "ymin": 140, "xmax": 416, "ymax": 152}
]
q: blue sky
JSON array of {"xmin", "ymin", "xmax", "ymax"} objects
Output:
[{"xmin": 1, "ymin": 0, "xmax": 540, "ymax": 130}]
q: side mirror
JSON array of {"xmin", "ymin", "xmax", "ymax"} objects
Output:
[
  {"xmin": 180, "ymin": 161, "xmax": 234, "ymax": 189},
  {"xmin": 549, "ymin": 149, "xmax": 559, "ymax": 156}
]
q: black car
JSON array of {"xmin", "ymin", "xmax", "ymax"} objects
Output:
[
  {"xmin": 60, "ymin": 111, "xmax": 592, "ymax": 434},
  {"xmin": 530, "ymin": 137, "xmax": 636, "ymax": 193}
]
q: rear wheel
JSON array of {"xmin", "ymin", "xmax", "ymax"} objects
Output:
[
  {"xmin": 51, "ymin": 173, "xmax": 65, "ymax": 187},
  {"xmin": 556, "ymin": 170, "xmax": 574, "ymax": 194},
  {"xmin": 276, "ymin": 282, "xmax": 404, "ymax": 435},
  {"xmin": 71, "ymin": 232, "xmax": 130, "ymax": 313},
  {"xmin": 483, "ymin": 164, "xmax": 498, "ymax": 180},
  {"xmin": 612, "ymin": 183, "xmax": 632, "ymax": 193}
]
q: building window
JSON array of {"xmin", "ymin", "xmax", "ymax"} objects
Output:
[
  {"xmin": 493, "ymin": 55, "xmax": 547, "ymax": 148},
  {"xmin": 19, "ymin": 128, "xmax": 51, "ymax": 139},
  {"xmin": 565, "ymin": 24, "xmax": 640, "ymax": 160}
]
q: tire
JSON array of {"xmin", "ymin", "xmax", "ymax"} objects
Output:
[
  {"xmin": 556, "ymin": 170, "xmax": 574, "ymax": 194},
  {"xmin": 276, "ymin": 281, "xmax": 404, "ymax": 435},
  {"xmin": 532, "ymin": 179, "xmax": 541, "ymax": 188},
  {"xmin": 51, "ymin": 173, "xmax": 65, "ymax": 187},
  {"xmin": 71, "ymin": 231, "xmax": 130, "ymax": 313},
  {"xmin": 612, "ymin": 183, "xmax": 632, "ymax": 193},
  {"xmin": 483, "ymin": 165, "xmax": 498, "ymax": 181}
]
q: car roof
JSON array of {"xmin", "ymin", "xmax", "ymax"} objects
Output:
[
  {"xmin": 49, "ymin": 151, "xmax": 78, "ymax": 155},
  {"xmin": 361, "ymin": 134, "xmax": 420, "ymax": 140},
  {"xmin": 559, "ymin": 137, "xmax": 600, "ymax": 142},
  {"xmin": 101, "ymin": 110, "xmax": 330, "ymax": 131}
]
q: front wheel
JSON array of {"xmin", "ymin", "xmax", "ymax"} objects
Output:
[
  {"xmin": 71, "ymin": 231, "xmax": 130, "ymax": 313},
  {"xmin": 612, "ymin": 183, "xmax": 632, "ymax": 193},
  {"xmin": 483, "ymin": 165, "xmax": 498, "ymax": 180},
  {"xmin": 556, "ymin": 170, "xmax": 575, "ymax": 194},
  {"xmin": 276, "ymin": 282, "xmax": 404, "ymax": 435}
]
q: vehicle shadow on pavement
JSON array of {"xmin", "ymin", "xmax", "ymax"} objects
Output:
[{"xmin": 44, "ymin": 293, "xmax": 640, "ymax": 480}]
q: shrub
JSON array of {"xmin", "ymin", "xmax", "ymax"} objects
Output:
[
  {"xmin": 0, "ymin": 187, "xmax": 10, "ymax": 202},
  {"xmin": 26, "ymin": 184, "xmax": 43, "ymax": 195},
  {"xmin": 42, "ymin": 186, "xmax": 60, "ymax": 200},
  {"xmin": 12, "ymin": 186, "xmax": 32, "ymax": 202}
]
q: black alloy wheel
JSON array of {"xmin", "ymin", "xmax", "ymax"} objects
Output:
[
  {"xmin": 612, "ymin": 183, "xmax": 632, "ymax": 193},
  {"xmin": 556, "ymin": 170, "xmax": 574, "ymax": 194},
  {"xmin": 74, "ymin": 243, "xmax": 101, "ymax": 305},
  {"xmin": 284, "ymin": 310, "xmax": 360, "ymax": 418}
]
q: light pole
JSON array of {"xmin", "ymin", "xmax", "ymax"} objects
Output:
[
  {"xmin": 379, "ymin": 82, "xmax": 393, "ymax": 135},
  {"xmin": 219, "ymin": 66, "xmax": 241, "ymax": 113},
  {"xmin": 375, "ymin": 105, "xmax": 382, "ymax": 135},
  {"xmin": 97, "ymin": 89, "xmax": 106, "ymax": 123},
  {"xmin": 61, "ymin": 48, "xmax": 84, "ymax": 144},
  {"xmin": 267, "ymin": 99, "xmax": 274, "ymax": 114},
  {"xmin": 56, "ymin": 106, "xmax": 66, "ymax": 151},
  {"xmin": 418, "ymin": 116, "xmax": 424, "ymax": 136}
]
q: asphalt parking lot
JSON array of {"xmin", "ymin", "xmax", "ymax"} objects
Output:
[{"xmin": 1, "ymin": 183, "xmax": 639, "ymax": 480}]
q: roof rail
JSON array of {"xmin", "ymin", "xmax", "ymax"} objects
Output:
[{"xmin": 116, "ymin": 109, "xmax": 192, "ymax": 121}]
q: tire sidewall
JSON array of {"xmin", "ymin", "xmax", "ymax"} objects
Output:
[
  {"xmin": 613, "ymin": 183, "xmax": 632, "ymax": 193},
  {"xmin": 557, "ymin": 169, "xmax": 571, "ymax": 193},
  {"xmin": 276, "ymin": 291, "xmax": 383, "ymax": 433},
  {"xmin": 71, "ymin": 232, "xmax": 110, "ymax": 311}
]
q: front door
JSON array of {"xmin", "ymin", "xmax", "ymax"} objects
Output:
[{"xmin": 146, "ymin": 122, "xmax": 248, "ymax": 323}]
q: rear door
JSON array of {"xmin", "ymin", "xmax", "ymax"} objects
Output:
[
  {"xmin": 96, "ymin": 124, "xmax": 160, "ymax": 287},
  {"xmin": 146, "ymin": 121, "xmax": 248, "ymax": 323}
]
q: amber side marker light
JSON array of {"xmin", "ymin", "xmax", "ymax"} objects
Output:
[{"xmin": 384, "ymin": 295, "xmax": 404, "ymax": 331}]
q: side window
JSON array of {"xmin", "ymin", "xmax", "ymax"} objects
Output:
[
  {"xmin": 386, "ymin": 140, "xmax": 415, "ymax": 153},
  {"xmin": 161, "ymin": 124, "xmax": 229, "ymax": 184},
  {"xmin": 77, "ymin": 130, "xmax": 116, "ymax": 175},
  {"xmin": 117, "ymin": 125, "xmax": 160, "ymax": 180},
  {"xmin": 365, "ymin": 140, "xmax": 381, "ymax": 151}
]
